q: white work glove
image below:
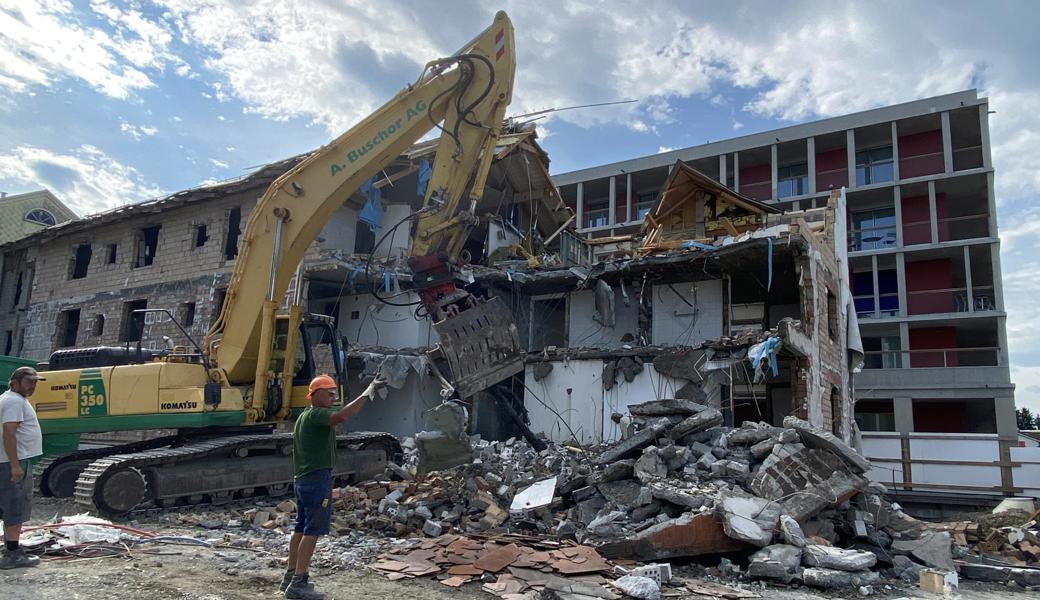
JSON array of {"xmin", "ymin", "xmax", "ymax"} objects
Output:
[{"xmin": 362, "ymin": 375, "xmax": 388, "ymax": 400}]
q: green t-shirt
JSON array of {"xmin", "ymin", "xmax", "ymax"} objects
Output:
[{"xmin": 292, "ymin": 406, "xmax": 336, "ymax": 479}]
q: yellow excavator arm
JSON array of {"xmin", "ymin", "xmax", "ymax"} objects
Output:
[{"xmin": 204, "ymin": 12, "xmax": 520, "ymax": 400}]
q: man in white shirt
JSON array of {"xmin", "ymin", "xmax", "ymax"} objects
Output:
[{"xmin": 0, "ymin": 366, "xmax": 44, "ymax": 569}]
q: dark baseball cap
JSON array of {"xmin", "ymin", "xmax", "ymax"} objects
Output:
[{"xmin": 11, "ymin": 366, "xmax": 45, "ymax": 381}]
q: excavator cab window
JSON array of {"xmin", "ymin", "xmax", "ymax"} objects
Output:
[{"xmin": 293, "ymin": 319, "xmax": 345, "ymax": 391}]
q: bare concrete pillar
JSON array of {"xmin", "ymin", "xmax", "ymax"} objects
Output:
[
  {"xmin": 807, "ymin": 137, "xmax": 816, "ymax": 195},
  {"xmin": 771, "ymin": 144, "xmax": 779, "ymax": 200},
  {"xmin": 927, "ymin": 181, "xmax": 938, "ymax": 244},
  {"xmin": 895, "ymin": 253, "xmax": 908, "ymax": 317},
  {"xmin": 626, "ymin": 173, "xmax": 633, "ymax": 223},
  {"xmin": 608, "ymin": 176, "xmax": 616, "ymax": 227},
  {"xmin": 846, "ymin": 130, "xmax": 857, "ymax": 189},
  {"xmin": 894, "ymin": 397, "xmax": 914, "ymax": 434},
  {"xmin": 979, "ymin": 103, "xmax": 992, "ymax": 169},
  {"xmin": 576, "ymin": 182, "xmax": 584, "ymax": 231},
  {"xmin": 893, "ymin": 186, "xmax": 903, "ymax": 247},
  {"xmin": 941, "ymin": 111, "xmax": 953, "ymax": 174},
  {"xmin": 890, "ymin": 122, "xmax": 901, "ymax": 181}
]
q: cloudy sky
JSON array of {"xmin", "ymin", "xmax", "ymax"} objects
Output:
[{"xmin": 2, "ymin": 1, "xmax": 1039, "ymax": 410}]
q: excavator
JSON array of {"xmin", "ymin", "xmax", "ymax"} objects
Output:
[{"xmin": 31, "ymin": 11, "xmax": 524, "ymax": 516}]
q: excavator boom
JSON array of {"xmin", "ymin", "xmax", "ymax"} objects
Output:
[{"xmin": 205, "ymin": 11, "xmax": 522, "ymax": 397}]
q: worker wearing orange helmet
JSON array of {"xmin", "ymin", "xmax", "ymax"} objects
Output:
[{"xmin": 282, "ymin": 373, "xmax": 386, "ymax": 599}]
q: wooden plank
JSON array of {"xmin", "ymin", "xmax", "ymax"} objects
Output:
[{"xmin": 719, "ymin": 217, "xmax": 740, "ymax": 237}]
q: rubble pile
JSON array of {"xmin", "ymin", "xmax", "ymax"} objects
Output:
[{"xmin": 343, "ymin": 399, "xmax": 1040, "ymax": 592}]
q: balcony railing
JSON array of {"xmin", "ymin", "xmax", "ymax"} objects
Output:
[
  {"xmin": 906, "ymin": 285, "xmax": 995, "ymax": 315},
  {"xmin": 903, "ymin": 213, "xmax": 990, "ymax": 246},
  {"xmin": 953, "ymin": 145, "xmax": 984, "ymax": 171},
  {"xmin": 862, "ymin": 346, "xmax": 1000, "ymax": 369},
  {"xmin": 899, "ymin": 151, "xmax": 945, "ymax": 179},
  {"xmin": 739, "ymin": 180, "xmax": 771, "ymax": 201},
  {"xmin": 853, "ymin": 291, "xmax": 899, "ymax": 319},
  {"xmin": 816, "ymin": 167, "xmax": 848, "ymax": 191}
]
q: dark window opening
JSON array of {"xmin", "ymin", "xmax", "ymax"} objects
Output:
[
  {"xmin": 12, "ymin": 271, "xmax": 23, "ymax": 309},
  {"xmin": 354, "ymin": 223, "xmax": 375, "ymax": 254},
  {"xmin": 826, "ymin": 290, "xmax": 838, "ymax": 340},
  {"xmin": 3, "ymin": 330, "xmax": 11, "ymax": 354},
  {"xmin": 777, "ymin": 162, "xmax": 809, "ymax": 198},
  {"xmin": 529, "ymin": 296, "xmax": 567, "ymax": 350},
  {"xmin": 855, "ymin": 399, "xmax": 895, "ymax": 432},
  {"xmin": 224, "ymin": 208, "xmax": 242, "ymax": 260},
  {"xmin": 212, "ymin": 288, "xmax": 228, "ymax": 325},
  {"xmin": 855, "ymin": 146, "xmax": 894, "ymax": 186},
  {"xmin": 350, "ymin": 310, "xmax": 360, "ymax": 320},
  {"xmin": 195, "ymin": 224, "xmax": 208, "ymax": 248},
  {"xmin": 106, "ymin": 244, "xmax": 118, "ymax": 264},
  {"xmin": 179, "ymin": 302, "xmax": 196, "ymax": 327},
  {"xmin": 93, "ymin": 314, "xmax": 105, "ymax": 337},
  {"xmin": 70, "ymin": 244, "xmax": 92, "ymax": 279},
  {"xmin": 135, "ymin": 225, "xmax": 161, "ymax": 268},
  {"xmin": 59, "ymin": 308, "xmax": 80, "ymax": 348},
  {"xmin": 830, "ymin": 386, "xmax": 842, "ymax": 435},
  {"xmin": 121, "ymin": 300, "xmax": 147, "ymax": 342}
]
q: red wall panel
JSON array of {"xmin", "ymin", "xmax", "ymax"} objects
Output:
[
  {"xmin": 909, "ymin": 326, "xmax": 958, "ymax": 367},
  {"xmin": 816, "ymin": 148, "xmax": 849, "ymax": 190},
  {"xmin": 899, "ymin": 130, "xmax": 944, "ymax": 178},
  {"xmin": 906, "ymin": 259, "xmax": 953, "ymax": 315}
]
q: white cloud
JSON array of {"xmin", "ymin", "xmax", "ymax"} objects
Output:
[
  {"xmin": 0, "ymin": 144, "xmax": 163, "ymax": 215},
  {"xmin": 209, "ymin": 158, "xmax": 229, "ymax": 169},
  {"xmin": 119, "ymin": 120, "xmax": 159, "ymax": 141},
  {"xmin": 732, "ymin": 120, "xmax": 744, "ymax": 131},
  {"xmin": 0, "ymin": 1, "xmax": 182, "ymax": 99},
  {"xmin": 225, "ymin": 146, "xmax": 236, "ymax": 152},
  {"xmin": 657, "ymin": 146, "xmax": 675, "ymax": 154}
]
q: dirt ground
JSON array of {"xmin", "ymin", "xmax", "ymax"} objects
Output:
[{"xmin": 0, "ymin": 498, "xmax": 1025, "ymax": 600}]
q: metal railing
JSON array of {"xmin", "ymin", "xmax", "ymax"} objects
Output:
[
  {"xmin": 861, "ymin": 346, "xmax": 1000, "ymax": 369},
  {"xmin": 906, "ymin": 285, "xmax": 995, "ymax": 315},
  {"xmin": 903, "ymin": 212, "xmax": 990, "ymax": 245},
  {"xmin": 899, "ymin": 151, "xmax": 945, "ymax": 179}
]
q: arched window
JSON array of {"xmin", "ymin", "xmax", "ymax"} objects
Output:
[{"xmin": 25, "ymin": 208, "xmax": 56, "ymax": 226}]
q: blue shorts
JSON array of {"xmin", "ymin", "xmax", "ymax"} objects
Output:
[{"xmin": 293, "ymin": 469, "xmax": 332, "ymax": 536}]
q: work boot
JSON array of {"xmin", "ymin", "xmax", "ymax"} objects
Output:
[
  {"xmin": 284, "ymin": 574, "xmax": 325, "ymax": 600},
  {"xmin": 279, "ymin": 569, "xmax": 295, "ymax": 592},
  {"xmin": 0, "ymin": 548, "xmax": 41, "ymax": 569}
]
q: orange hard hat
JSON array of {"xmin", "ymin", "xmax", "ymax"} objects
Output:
[{"xmin": 307, "ymin": 374, "xmax": 337, "ymax": 399}]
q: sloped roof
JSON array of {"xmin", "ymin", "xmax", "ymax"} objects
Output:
[{"xmin": 639, "ymin": 160, "xmax": 781, "ymax": 236}]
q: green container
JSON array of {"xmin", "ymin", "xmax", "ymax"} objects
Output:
[{"xmin": 0, "ymin": 354, "xmax": 36, "ymax": 393}]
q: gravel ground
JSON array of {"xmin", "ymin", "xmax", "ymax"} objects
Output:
[{"xmin": 0, "ymin": 497, "xmax": 1027, "ymax": 600}]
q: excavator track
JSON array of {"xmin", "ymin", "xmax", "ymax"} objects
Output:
[
  {"xmin": 37, "ymin": 434, "xmax": 184, "ymax": 498},
  {"xmin": 72, "ymin": 431, "xmax": 401, "ymax": 517}
]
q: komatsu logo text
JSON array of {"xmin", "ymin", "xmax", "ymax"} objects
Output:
[
  {"xmin": 330, "ymin": 99, "xmax": 427, "ymax": 176},
  {"xmin": 161, "ymin": 401, "xmax": 198, "ymax": 411}
]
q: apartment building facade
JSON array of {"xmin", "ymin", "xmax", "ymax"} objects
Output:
[{"xmin": 552, "ymin": 90, "xmax": 1016, "ymax": 468}]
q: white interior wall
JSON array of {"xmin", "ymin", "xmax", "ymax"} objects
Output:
[
  {"xmin": 340, "ymin": 369, "xmax": 442, "ymax": 438},
  {"xmin": 568, "ymin": 288, "xmax": 640, "ymax": 348},
  {"xmin": 651, "ymin": 280, "xmax": 724, "ymax": 346},
  {"xmin": 318, "ymin": 205, "xmax": 358, "ymax": 252},
  {"xmin": 338, "ymin": 293, "xmax": 438, "ymax": 348},
  {"xmin": 523, "ymin": 358, "xmax": 687, "ymax": 444}
]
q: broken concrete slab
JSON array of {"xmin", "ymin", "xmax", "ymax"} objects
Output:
[
  {"xmin": 646, "ymin": 482, "xmax": 708, "ymax": 510},
  {"xmin": 728, "ymin": 424, "xmax": 780, "ymax": 446},
  {"xmin": 652, "ymin": 350, "xmax": 705, "ymax": 382},
  {"xmin": 780, "ymin": 515, "xmax": 807, "ymax": 548},
  {"xmin": 891, "ymin": 555, "xmax": 926, "ymax": 583},
  {"xmin": 802, "ymin": 567, "xmax": 880, "ymax": 589},
  {"xmin": 667, "ymin": 409, "xmax": 724, "ymax": 440},
  {"xmin": 674, "ymin": 381, "xmax": 707, "ymax": 403},
  {"xmin": 595, "ymin": 418, "xmax": 672, "ymax": 464},
  {"xmin": 628, "ymin": 399, "xmax": 708, "ymax": 417},
  {"xmin": 596, "ymin": 512, "xmax": 748, "ymax": 561},
  {"xmin": 612, "ymin": 575, "xmax": 660, "ymax": 600},
  {"xmin": 891, "ymin": 531, "xmax": 954, "ymax": 571},
  {"xmin": 634, "ymin": 447, "xmax": 667, "ymax": 482},
  {"xmin": 748, "ymin": 544, "xmax": 803, "ymax": 583},
  {"xmin": 586, "ymin": 462, "xmax": 632, "ymax": 487},
  {"xmin": 710, "ymin": 459, "xmax": 750, "ymax": 480},
  {"xmin": 415, "ymin": 431, "xmax": 473, "ymax": 475},
  {"xmin": 802, "ymin": 544, "xmax": 877, "ymax": 572},
  {"xmin": 783, "ymin": 416, "xmax": 870, "ymax": 474},
  {"xmin": 545, "ymin": 575, "xmax": 620, "ymax": 600},
  {"xmin": 716, "ymin": 489, "xmax": 780, "ymax": 547},
  {"xmin": 598, "ymin": 480, "xmax": 649, "ymax": 507},
  {"xmin": 750, "ymin": 437, "xmax": 779, "ymax": 460}
]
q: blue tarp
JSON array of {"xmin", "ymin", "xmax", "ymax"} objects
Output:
[{"xmin": 359, "ymin": 178, "xmax": 384, "ymax": 232}]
